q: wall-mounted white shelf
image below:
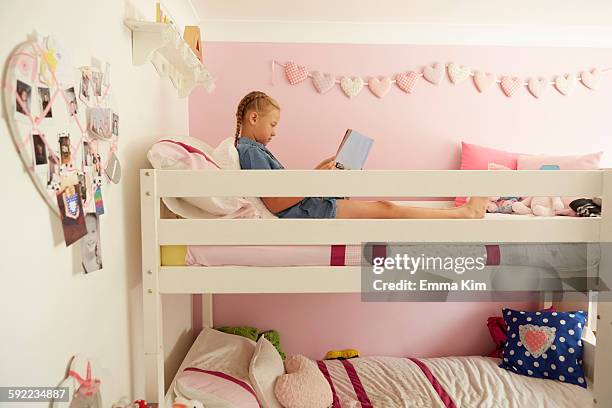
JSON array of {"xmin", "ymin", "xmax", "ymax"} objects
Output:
[{"xmin": 124, "ymin": 19, "xmax": 215, "ymax": 98}]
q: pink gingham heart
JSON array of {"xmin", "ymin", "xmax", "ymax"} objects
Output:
[
  {"xmin": 519, "ymin": 324, "xmax": 556, "ymax": 358},
  {"xmin": 447, "ymin": 62, "xmax": 471, "ymax": 84},
  {"xmin": 284, "ymin": 61, "xmax": 308, "ymax": 85},
  {"xmin": 423, "ymin": 63, "xmax": 444, "ymax": 84},
  {"xmin": 340, "ymin": 77, "xmax": 364, "ymax": 98},
  {"xmin": 500, "ymin": 76, "xmax": 522, "ymax": 97},
  {"xmin": 473, "ymin": 71, "xmax": 496, "ymax": 93},
  {"xmin": 555, "ymin": 74, "xmax": 577, "ymax": 95},
  {"xmin": 368, "ymin": 76, "xmax": 391, "ymax": 98},
  {"xmin": 395, "ymin": 71, "xmax": 419, "ymax": 93},
  {"xmin": 581, "ymin": 69, "xmax": 600, "ymax": 90},
  {"xmin": 527, "ymin": 77, "xmax": 549, "ymax": 98},
  {"xmin": 311, "ymin": 71, "xmax": 335, "ymax": 94}
]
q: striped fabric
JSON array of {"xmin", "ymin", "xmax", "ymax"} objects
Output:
[{"xmin": 317, "ymin": 357, "xmax": 455, "ymax": 408}]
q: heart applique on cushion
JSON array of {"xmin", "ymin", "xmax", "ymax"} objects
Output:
[
  {"xmin": 527, "ymin": 77, "xmax": 549, "ymax": 98},
  {"xmin": 340, "ymin": 77, "xmax": 364, "ymax": 98},
  {"xmin": 395, "ymin": 71, "xmax": 419, "ymax": 93},
  {"xmin": 473, "ymin": 71, "xmax": 496, "ymax": 93},
  {"xmin": 368, "ymin": 76, "xmax": 391, "ymax": 98},
  {"xmin": 423, "ymin": 63, "xmax": 445, "ymax": 85},
  {"xmin": 285, "ymin": 62, "xmax": 309, "ymax": 85},
  {"xmin": 581, "ymin": 69, "xmax": 601, "ymax": 90},
  {"xmin": 447, "ymin": 62, "xmax": 471, "ymax": 84},
  {"xmin": 311, "ymin": 71, "xmax": 335, "ymax": 94},
  {"xmin": 519, "ymin": 324, "xmax": 556, "ymax": 358}
]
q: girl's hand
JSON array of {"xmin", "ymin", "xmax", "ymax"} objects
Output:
[{"xmin": 315, "ymin": 155, "xmax": 336, "ymax": 170}]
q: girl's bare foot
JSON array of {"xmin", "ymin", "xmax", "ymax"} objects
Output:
[{"xmin": 463, "ymin": 197, "xmax": 488, "ymax": 219}]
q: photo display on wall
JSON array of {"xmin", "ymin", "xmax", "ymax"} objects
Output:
[{"xmin": 3, "ymin": 34, "xmax": 121, "ymax": 274}]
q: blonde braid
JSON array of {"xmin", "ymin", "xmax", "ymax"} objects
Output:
[{"xmin": 234, "ymin": 91, "xmax": 280, "ymax": 146}]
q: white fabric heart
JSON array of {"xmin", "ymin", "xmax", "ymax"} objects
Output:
[
  {"xmin": 581, "ymin": 69, "xmax": 601, "ymax": 90},
  {"xmin": 473, "ymin": 71, "xmax": 496, "ymax": 93},
  {"xmin": 423, "ymin": 63, "xmax": 444, "ymax": 85},
  {"xmin": 340, "ymin": 77, "xmax": 364, "ymax": 98},
  {"xmin": 447, "ymin": 62, "xmax": 471, "ymax": 84},
  {"xmin": 555, "ymin": 74, "xmax": 577, "ymax": 96},
  {"xmin": 368, "ymin": 76, "xmax": 391, "ymax": 98},
  {"xmin": 519, "ymin": 324, "xmax": 556, "ymax": 358},
  {"xmin": 311, "ymin": 71, "xmax": 335, "ymax": 94},
  {"xmin": 527, "ymin": 77, "xmax": 549, "ymax": 98}
]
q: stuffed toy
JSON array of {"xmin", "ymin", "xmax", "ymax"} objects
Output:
[
  {"xmin": 487, "ymin": 197, "xmax": 521, "ymax": 214},
  {"xmin": 512, "ymin": 196, "xmax": 566, "ymax": 217},
  {"xmin": 485, "ymin": 163, "xmax": 522, "ymax": 214},
  {"xmin": 274, "ymin": 355, "xmax": 332, "ymax": 408}
]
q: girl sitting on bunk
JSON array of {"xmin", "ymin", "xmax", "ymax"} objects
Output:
[{"xmin": 234, "ymin": 90, "xmax": 487, "ymax": 219}]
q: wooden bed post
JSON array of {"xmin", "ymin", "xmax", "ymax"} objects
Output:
[
  {"xmin": 140, "ymin": 169, "xmax": 165, "ymax": 405},
  {"xmin": 594, "ymin": 169, "xmax": 612, "ymax": 406}
]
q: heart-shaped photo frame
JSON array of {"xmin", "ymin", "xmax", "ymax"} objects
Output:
[{"xmin": 2, "ymin": 35, "xmax": 119, "ymax": 224}]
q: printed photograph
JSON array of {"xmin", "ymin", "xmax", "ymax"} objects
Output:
[
  {"xmin": 92, "ymin": 71, "xmax": 102, "ymax": 96},
  {"xmin": 112, "ymin": 113, "xmax": 119, "ymax": 136},
  {"xmin": 57, "ymin": 184, "xmax": 87, "ymax": 247},
  {"xmin": 81, "ymin": 213, "xmax": 103, "ymax": 273},
  {"xmin": 83, "ymin": 141, "xmax": 93, "ymax": 167},
  {"xmin": 32, "ymin": 134, "xmax": 47, "ymax": 165},
  {"xmin": 47, "ymin": 154, "xmax": 60, "ymax": 190},
  {"xmin": 65, "ymin": 87, "xmax": 78, "ymax": 116},
  {"xmin": 80, "ymin": 69, "xmax": 91, "ymax": 102},
  {"xmin": 88, "ymin": 108, "xmax": 111, "ymax": 139},
  {"xmin": 77, "ymin": 172, "xmax": 87, "ymax": 202},
  {"xmin": 59, "ymin": 134, "xmax": 72, "ymax": 166},
  {"xmin": 15, "ymin": 79, "xmax": 32, "ymax": 116},
  {"xmin": 37, "ymin": 87, "xmax": 53, "ymax": 118}
]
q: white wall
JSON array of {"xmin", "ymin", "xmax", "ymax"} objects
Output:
[{"xmin": 0, "ymin": 0, "xmax": 194, "ymax": 405}]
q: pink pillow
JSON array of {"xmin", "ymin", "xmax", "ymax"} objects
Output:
[
  {"xmin": 147, "ymin": 139, "xmax": 255, "ymax": 218},
  {"xmin": 455, "ymin": 142, "xmax": 520, "ymax": 206},
  {"xmin": 517, "ymin": 152, "xmax": 602, "ymax": 207}
]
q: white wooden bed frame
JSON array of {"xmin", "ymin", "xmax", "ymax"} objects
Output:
[{"xmin": 140, "ymin": 169, "xmax": 612, "ymax": 407}]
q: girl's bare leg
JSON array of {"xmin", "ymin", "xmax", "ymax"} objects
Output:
[{"xmin": 335, "ymin": 198, "xmax": 488, "ymax": 219}]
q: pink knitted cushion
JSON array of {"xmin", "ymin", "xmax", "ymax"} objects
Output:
[{"xmin": 274, "ymin": 355, "xmax": 332, "ymax": 408}]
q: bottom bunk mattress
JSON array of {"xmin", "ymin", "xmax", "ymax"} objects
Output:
[{"xmin": 317, "ymin": 356, "xmax": 593, "ymax": 408}]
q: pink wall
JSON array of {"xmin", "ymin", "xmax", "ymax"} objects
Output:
[{"xmin": 188, "ymin": 42, "xmax": 612, "ymax": 359}]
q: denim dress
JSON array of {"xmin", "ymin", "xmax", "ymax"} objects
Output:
[{"xmin": 236, "ymin": 137, "xmax": 337, "ymax": 218}]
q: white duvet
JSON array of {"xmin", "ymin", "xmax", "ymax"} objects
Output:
[{"xmin": 319, "ymin": 356, "xmax": 593, "ymax": 408}]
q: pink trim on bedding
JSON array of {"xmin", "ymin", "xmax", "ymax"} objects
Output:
[
  {"xmin": 341, "ymin": 360, "xmax": 373, "ymax": 408},
  {"xmin": 330, "ymin": 245, "xmax": 346, "ymax": 266},
  {"xmin": 485, "ymin": 245, "xmax": 500, "ymax": 265},
  {"xmin": 184, "ymin": 367, "xmax": 262, "ymax": 407},
  {"xmin": 317, "ymin": 361, "xmax": 341, "ymax": 408},
  {"xmin": 158, "ymin": 139, "xmax": 221, "ymax": 169},
  {"xmin": 408, "ymin": 358, "xmax": 456, "ymax": 408},
  {"xmin": 372, "ymin": 244, "xmax": 386, "ymax": 260}
]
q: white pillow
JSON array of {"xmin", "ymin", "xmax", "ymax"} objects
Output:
[
  {"xmin": 211, "ymin": 137, "xmax": 278, "ymax": 219},
  {"xmin": 147, "ymin": 138, "xmax": 255, "ymax": 218},
  {"xmin": 175, "ymin": 328, "xmax": 261, "ymax": 407},
  {"xmin": 249, "ymin": 337, "xmax": 285, "ymax": 408}
]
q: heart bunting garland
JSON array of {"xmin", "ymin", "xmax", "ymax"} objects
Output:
[{"xmin": 278, "ymin": 60, "xmax": 608, "ymax": 99}]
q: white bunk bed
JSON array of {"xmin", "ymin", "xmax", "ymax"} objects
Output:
[{"xmin": 140, "ymin": 169, "xmax": 612, "ymax": 407}]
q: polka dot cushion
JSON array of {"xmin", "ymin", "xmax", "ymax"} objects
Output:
[{"xmin": 500, "ymin": 308, "xmax": 587, "ymax": 388}]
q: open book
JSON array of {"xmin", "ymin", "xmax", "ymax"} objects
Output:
[{"xmin": 335, "ymin": 129, "xmax": 374, "ymax": 170}]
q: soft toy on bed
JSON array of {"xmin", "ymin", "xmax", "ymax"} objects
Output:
[
  {"xmin": 274, "ymin": 355, "xmax": 332, "ymax": 408},
  {"xmin": 486, "ymin": 163, "xmax": 522, "ymax": 214},
  {"xmin": 511, "ymin": 196, "xmax": 566, "ymax": 216}
]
